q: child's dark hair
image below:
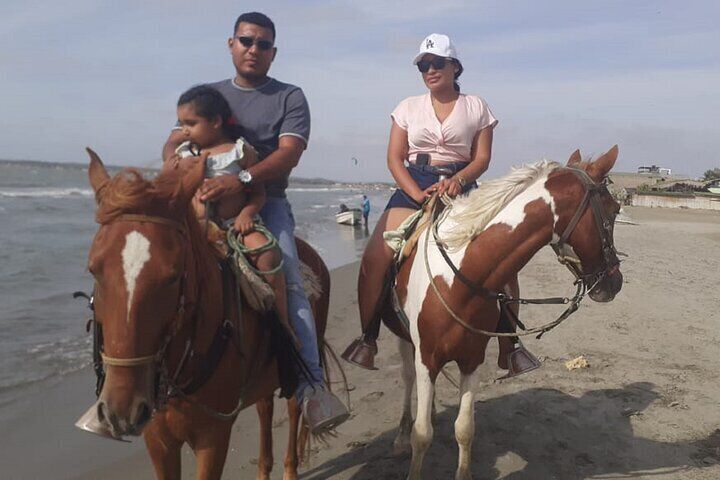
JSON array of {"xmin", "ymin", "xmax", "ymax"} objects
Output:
[{"xmin": 177, "ymin": 85, "xmax": 243, "ymax": 140}]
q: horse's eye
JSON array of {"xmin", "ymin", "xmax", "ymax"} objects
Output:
[{"xmin": 166, "ymin": 272, "xmax": 182, "ymax": 285}]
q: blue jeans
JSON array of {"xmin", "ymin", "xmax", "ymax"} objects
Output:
[{"xmin": 260, "ymin": 197, "xmax": 323, "ymax": 398}]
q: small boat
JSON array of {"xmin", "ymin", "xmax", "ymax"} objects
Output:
[{"xmin": 335, "ymin": 208, "xmax": 362, "ymax": 226}]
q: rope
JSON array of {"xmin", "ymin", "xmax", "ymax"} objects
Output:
[
  {"xmin": 226, "ymin": 223, "xmax": 284, "ymax": 276},
  {"xmin": 422, "ymin": 198, "xmax": 588, "ymax": 338}
]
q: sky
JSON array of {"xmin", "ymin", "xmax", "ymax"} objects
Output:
[{"xmin": 1, "ymin": 0, "xmax": 719, "ymax": 182}]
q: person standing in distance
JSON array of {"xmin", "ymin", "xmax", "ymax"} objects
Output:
[
  {"xmin": 361, "ymin": 194, "xmax": 370, "ymax": 227},
  {"xmin": 162, "ymin": 12, "xmax": 349, "ymax": 434}
]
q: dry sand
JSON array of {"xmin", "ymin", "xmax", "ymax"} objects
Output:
[{"xmin": 40, "ymin": 206, "xmax": 720, "ymax": 478}]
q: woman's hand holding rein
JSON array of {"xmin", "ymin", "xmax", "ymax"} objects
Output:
[{"xmin": 435, "ymin": 176, "xmax": 463, "ymax": 198}]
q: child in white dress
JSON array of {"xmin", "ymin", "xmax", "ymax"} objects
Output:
[{"xmin": 169, "ymin": 85, "xmax": 294, "ymax": 343}]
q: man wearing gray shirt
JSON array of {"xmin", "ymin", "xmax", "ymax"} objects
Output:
[{"xmin": 162, "ymin": 12, "xmax": 348, "ymax": 434}]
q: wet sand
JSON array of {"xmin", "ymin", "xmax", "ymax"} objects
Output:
[{"xmin": 6, "ymin": 206, "xmax": 720, "ymax": 479}]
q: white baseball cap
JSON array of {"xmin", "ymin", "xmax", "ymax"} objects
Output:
[{"xmin": 412, "ymin": 33, "xmax": 459, "ymax": 65}]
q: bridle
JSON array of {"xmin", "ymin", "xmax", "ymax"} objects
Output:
[
  {"xmin": 422, "ymin": 166, "xmax": 621, "ymax": 338},
  {"xmin": 77, "ymin": 212, "xmax": 250, "ymax": 421},
  {"xmin": 551, "ymin": 167, "xmax": 620, "ymax": 286},
  {"xmin": 77, "ymin": 213, "xmax": 189, "ymax": 402}
]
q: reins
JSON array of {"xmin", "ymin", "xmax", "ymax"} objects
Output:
[{"xmin": 421, "ymin": 167, "xmax": 618, "ymax": 339}]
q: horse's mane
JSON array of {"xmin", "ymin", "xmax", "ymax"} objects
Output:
[
  {"xmin": 440, "ymin": 159, "xmax": 561, "ymax": 248},
  {"xmin": 94, "ymin": 168, "xmax": 188, "ymax": 224}
]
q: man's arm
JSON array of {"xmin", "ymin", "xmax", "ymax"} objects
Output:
[
  {"xmin": 245, "ymin": 86, "xmax": 309, "ymax": 184},
  {"xmin": 245, "ymin": 135, "xmax": 305, "ymax": 184},
  {"xmin": 197, "ymin": 135, "xmax": 305, "ymax": 203}
]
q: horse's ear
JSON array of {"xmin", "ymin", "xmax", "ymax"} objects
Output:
[
  {"xmin": 567, "ymin": 149, "xmax": 582, "ymax": 167},
  {"xmin": 86, "ymin": 147, "xmax": 110, "ymax": 200},
  {"xmin": 588, "ymin": 145, "xmax": 619, "ymax": 180}
]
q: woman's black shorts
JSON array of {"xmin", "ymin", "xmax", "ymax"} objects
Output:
[{"xmin": 384, "ymin": 162, "xmax": 476, "ymax": 211}]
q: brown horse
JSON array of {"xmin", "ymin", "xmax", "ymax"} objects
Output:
[
  {"xmin": 385, "ymin": 147, "xmax": 623, "ymax": 479},
  {"xmin": 83, "ymin": 149, "xmax": 330, "ymax": 480}
]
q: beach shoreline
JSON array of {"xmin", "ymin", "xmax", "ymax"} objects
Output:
[{"xmin": 3, "ymin": 206, "xmax": 720, "ymax": 479}]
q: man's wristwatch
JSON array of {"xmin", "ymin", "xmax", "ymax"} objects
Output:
[
  {"xmin": 454, "ymin": 174, "xmax": 467, "ymax": 188},
  {"xmin": 238, "ymin": 169, "xmax": 252, "ymax": 185}
]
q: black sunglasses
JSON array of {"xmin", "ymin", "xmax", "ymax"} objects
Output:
[
  {"xmin": 417, "ymin": 57, "xmax": 450, "ymax": 73},
  {"xmin": 235, "ymin": 36, "xmax": 274, "ymax": 51}
]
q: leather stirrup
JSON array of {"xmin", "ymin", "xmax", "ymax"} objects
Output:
[
  {"xmin": 341, "ymin": 336, "xmax": 378, "ymax": 370},
  {"xmin": 498, "ymin": 340, "xmax": 541, "ymax": 380}
]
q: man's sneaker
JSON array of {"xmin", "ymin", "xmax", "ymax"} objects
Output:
[{"xmin": 302, "ymin": 386, "xmax": 350, "ymax": 434}]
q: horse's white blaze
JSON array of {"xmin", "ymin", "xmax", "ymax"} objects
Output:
[
  {"xmin": 121, "ymin": 231, "xmax": 151, "ymax": 323},
  {"xmin": 486, "ymin": 174, "xmax": 558, "ymax": 231}
]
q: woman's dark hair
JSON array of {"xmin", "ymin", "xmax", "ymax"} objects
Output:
[
  {"xmin": 234, "ymin": 12, "xmax": 276, "ymax": 41},
  {"xmin": 452, "ymin": 59, "xmax": 464, "ymax": 92},
  {"xmin": 177, "ymin": 85, "xmax": 243, "ymax": 140}
]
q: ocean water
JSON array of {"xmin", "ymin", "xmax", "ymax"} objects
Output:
[{"xmin": 0, "ymin": 160, "xmax": 391, "ymax": 404}]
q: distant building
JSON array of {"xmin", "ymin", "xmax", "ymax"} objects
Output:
[{"xmin": 637, "ymin": 165, "xmax": 671, "ymax": 175}]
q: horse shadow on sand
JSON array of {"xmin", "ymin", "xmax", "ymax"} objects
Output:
[{"xmin": 301, "ymin": 382, "xmax": 719, "ymax": 479}]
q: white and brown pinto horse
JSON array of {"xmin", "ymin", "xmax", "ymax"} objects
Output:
[
  {"xmin": 391, "ymin": 147, "xmax": 623, "ymax": 479},
  {"xmin": 83, "ymin": 150, "xmax": 329, "ymax": 480}
]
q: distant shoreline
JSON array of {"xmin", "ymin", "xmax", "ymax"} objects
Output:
[{"xmin": 0, "ymin": 158, "xmax": 395, "ymax": 189}]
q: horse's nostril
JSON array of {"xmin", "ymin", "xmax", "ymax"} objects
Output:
[
  {"xmin": 97, "ymin": 401, "xmax": 107, "ymax": 423},
  {"xmin": 134, "ymin": 402, "xmax": 151, "ymax": 427}
]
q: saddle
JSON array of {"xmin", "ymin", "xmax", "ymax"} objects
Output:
[
  {"xmin": 200, "ymin": 217, "xmax": 300, "ymax": 398},
  {"xmin": 385, "ymin": 196, "xmax": 441, "ymax": 266},
  {"xmin": 202, "ymin": 218, "xmax": 276, "ymax": 313}
]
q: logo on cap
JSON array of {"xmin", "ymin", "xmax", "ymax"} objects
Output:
[{"xmin": 425, "ymin": 39, "xmax": 434, "ymax": 49}]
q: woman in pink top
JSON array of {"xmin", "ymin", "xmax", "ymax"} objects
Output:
[{"xmin": 343, "ymin": 34, "xmax": 539, "ymax": 377}]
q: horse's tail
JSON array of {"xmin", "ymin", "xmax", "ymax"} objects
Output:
[{"xmin": 321, "ymin": 342, "xmax": 350, "ymax": 406}]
